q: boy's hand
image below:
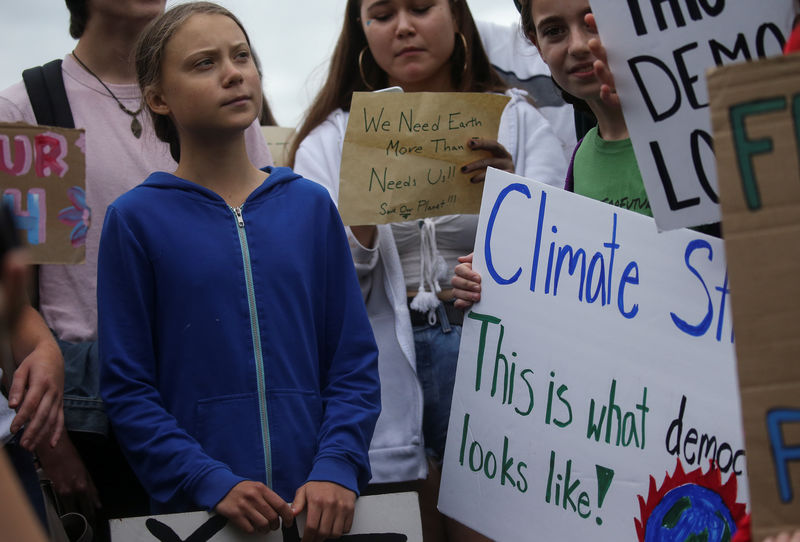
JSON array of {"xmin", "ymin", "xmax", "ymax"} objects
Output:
[
  {"xmin": 292, "ymin": 481, "xmax": 355, "ymax": 542},
  {"xmin": 36, "ymin": 432, "xmax": 102, "ymax": 520},
  {"xmin": 452, "ymin": 253, "xmax": 481, "ymax": 310},
  {"xmin": 585, "ymin": 13, "xmax": 620, "ymax": 108},
  {"xmin": 461, "ymin": 138, "xmax": 514, "ymax": 184},
  {"xmin": 215, "ymin": 481, "xmax": 293, "ymax": 534}
]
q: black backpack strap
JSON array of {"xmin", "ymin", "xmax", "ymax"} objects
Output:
[
  {"xmin": 21, "ymin": 59, "xmax": 76, "ymax": 310},
  {"xmin": 22, "ymin": 59, "xmax": 75, "ymax": 129}
]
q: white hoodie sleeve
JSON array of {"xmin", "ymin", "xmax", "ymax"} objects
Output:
[{"xmin": 499, "ymin": 88, "xmax": 570, "ymax": 187}]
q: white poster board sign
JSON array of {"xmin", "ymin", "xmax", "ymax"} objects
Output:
[
  {"xmin": 588, "ymin": 1, "xmax": 793, "ymax": 231},
  {"xmin": 110, "ymin": 492, "xmax": 420, "ymax": 542},
  {"xmin": 439, "ymin": 168, "xmax": 746, "ymax": 540}
]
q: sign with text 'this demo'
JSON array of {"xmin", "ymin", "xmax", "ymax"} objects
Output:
[{"xmin": 589, "ymin": 0, "xmax": 793, "ymax": 231}]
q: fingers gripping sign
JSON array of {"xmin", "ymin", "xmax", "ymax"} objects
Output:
[
  {"xmin": 460, "ymin": 138, "xmax": 515, "ymax": 184},
  {"xmin": 585, "ymin": 14, "xmax": 620, "ymax": 109},
  {"xmin": 452, "ymin": 252, "xmax": 482, "ymax": 311},
  {"xmin": 214, "ymin": 481, "xmax": 294, "ymax": 535},
  {"xmin": 292, "ymin": 481, "xmax": 356, "ymax": 542}
]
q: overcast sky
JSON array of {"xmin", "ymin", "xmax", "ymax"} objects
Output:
[{"xmin": 0, "ymin": 0, "xmax": 521, "ymax": 127}]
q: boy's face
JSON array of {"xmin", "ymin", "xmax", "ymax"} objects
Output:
[{"xmin": 530, "ymin": 0, "xmax": 600, "ymax": 101}]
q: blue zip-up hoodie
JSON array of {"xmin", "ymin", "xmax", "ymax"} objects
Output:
[{"xmin": 98, "ymin": 167, "xmax": 380, "ymax": 513}]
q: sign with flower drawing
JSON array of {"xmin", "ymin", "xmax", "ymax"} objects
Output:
[{"xmin": 0, "ymin": 122, "xmax": 87, "ymax": 264}]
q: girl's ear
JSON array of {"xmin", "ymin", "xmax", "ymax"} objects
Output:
[{"xmin": 146, "ymin": 87, "xmax": 171, "ymax": 116}]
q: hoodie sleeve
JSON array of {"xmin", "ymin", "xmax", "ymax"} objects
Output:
[
  {"xmin": 293, "ymin": 112, "xmax": 347, "ymax": 203},
  {"xmin": 98, "ymin": 205, "xmax": 246, "ymax": 511},
  {"xmin": 499, "ymin": 89, "xmax": 568, "ymax": 187},
  {"xmin": 305, "ymin": 195, "xmax": 381, "ymax": 494}
]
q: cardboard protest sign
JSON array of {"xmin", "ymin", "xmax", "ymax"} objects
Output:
[
  {"xmin": 110, "ymin": 492, "xmax": 421, "ymax": 542},
  {"xmin": 439, "ymin": 168, "xmax": 746, "ymax": 540},
  {"xmin": 338, "ymin": 91, "xmax": 509, "ymax": 225},
  {"xmin": 0, "ymin": 122, "xmax": 87, "ymax": 264},
  {"xmin": 588, "ymin": 1, "xmax": 793, "ymax": 231},
  {"xmin": 260, "ymin": 126, "xmax": 295, "ymax": 168},
  {"xmin": 708, "ymin": 54, "xmax": 800, "ymax": 540}
]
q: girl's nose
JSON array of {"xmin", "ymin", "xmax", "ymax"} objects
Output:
[
  {"xmin": 568, "ymin": 27, "xmax": 591, "ymax": 57},
  {"xmin": 222, "ymin": 60, "xmax": 244, "ymax": 86},
  {"xmin": 395, "ymin": 10, "xmax": 416, "ymax": 37}
]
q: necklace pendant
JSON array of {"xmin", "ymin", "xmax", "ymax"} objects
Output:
[{"xmin": 131, "ymin": 117, "xmax": 142, "ymax": 139}]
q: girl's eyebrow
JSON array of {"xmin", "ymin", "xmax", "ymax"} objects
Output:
[
  {"xmin": 364, "ymin": 0, "xmax": 391, "ymax": 10},
  {"xmin": 184, "ymin": 41, "xmax": 249, "ymax": 58},
  {"xmin": 536, "ymin": 15, "xmax": 563, "ymax": 31}
]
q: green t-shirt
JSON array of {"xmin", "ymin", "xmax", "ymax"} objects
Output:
[{"xmin": 573, "ymin": 126, "xmax": 652, "ymax": 217}]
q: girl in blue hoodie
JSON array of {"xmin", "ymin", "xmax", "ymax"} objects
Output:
[{"xmin": 96, "ymin": 3, "xmax": 380, "ymax": 540}]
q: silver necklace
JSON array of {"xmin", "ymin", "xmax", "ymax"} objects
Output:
[{"xmin": 71, "ymin": 51, "xmax": 143, "ymax": 138}]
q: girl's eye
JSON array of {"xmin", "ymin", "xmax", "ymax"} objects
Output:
[
  {"xmin": 411, "ymin": 5, "xmax": 432, "ymax": 14},
  {"xmin": 235, "ymin": 50, "xmax": 250, "ymax": 61},
  {"xmin": 541, "ymin": 25, "xmax": 566, "ymax": 39},
  {"xmin": 194, "ymin": 58, "xmax": 213, "ymax": 69},
  {"xmin": 370, "ymin": 12, "xmax": 392, "ymax": 22}
]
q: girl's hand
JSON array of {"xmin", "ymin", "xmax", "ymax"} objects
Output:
[
  {"xmin": 451, "ymin": 253, "xmax": 482, "ymax": 310},
  {"xmin": 215, "ymin": 481, "xmax": 294, "ymax": 534},
  {"xmin": 8, "ymin": 345, "xmax": 64, "ymax": 450},
  {"xmin": 292, "ymin": 481, "xmax": 355, "ymax": 542},
  {"xmin": 36, "ymin": 433, "xmax": 102, "ymax": 516},
  {"xmin": 585, "ymin": 13, "xmax": 620, "ymax": 108},
  {"xmin": 461, "ymin": 138, "xmax": 514, "ymax": 184}
]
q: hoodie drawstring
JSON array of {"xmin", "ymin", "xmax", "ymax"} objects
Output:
[{"xmin": 409, "ymin": 218, "xmax": 448, "ymax": 325}]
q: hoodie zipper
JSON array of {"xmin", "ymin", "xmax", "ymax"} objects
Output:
[{"xmin": 230, "ymin": 204, "xmax": 272, "ymax": 488}]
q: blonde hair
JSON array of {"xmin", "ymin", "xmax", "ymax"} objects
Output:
[{"xmin": 135, "ymin": 1, "xmax": 254, "ymax": 161}]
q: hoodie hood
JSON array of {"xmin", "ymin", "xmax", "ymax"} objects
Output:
[{"xmin": 140, "ymin": 166, "xmax": 302, "ymax": 203}]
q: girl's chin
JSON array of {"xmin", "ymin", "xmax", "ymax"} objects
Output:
[{"xmin": 562, "ymin": 81, "xmax": 602, "ymax": 101}]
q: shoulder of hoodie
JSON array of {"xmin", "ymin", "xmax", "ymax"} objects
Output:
[
  {"xmin": 268, "ymin": 166, "xmax": 338, "ymax": 207},
  {"xmin": 112, "ymin": 167, "xmax": 330, "ymax": 199}
]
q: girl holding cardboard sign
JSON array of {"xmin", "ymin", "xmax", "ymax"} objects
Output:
[{"xmin": 290, "ymin": 1, "xmax": 567, "ymax": 540}]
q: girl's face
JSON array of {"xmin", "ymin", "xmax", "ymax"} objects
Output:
[
  {"xmin": 147, "ymin": 13, "xmax": 261, "ymax": 139},
  {"xmin": 360, "ymin": 0, "xmax": 458, "ymax": 92},
  {"xmin": 529, "ymin": 0, "xmax": 599, "ymax": 101}
]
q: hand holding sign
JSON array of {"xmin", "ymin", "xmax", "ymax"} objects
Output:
[
  {"xmin": 214, "ymin": 481, "xmax": 293, "ymax": 534},
  {"xmin": 459, "ymin": 138, "xmax": 514, "ymax": 184},
  {"xmin": 292, "ymin": 481, "xmax": 355, "ymax": 542},
  {"xmin": 585, "ymin": 14, "xmax": 620, "ymax": 109}
]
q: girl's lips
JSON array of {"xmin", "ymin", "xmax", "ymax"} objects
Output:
[
  {"xmin": 396, "ymin": 47, "xmax": 424, "ymax": 57},
  {"xmin": 223, "ymin": 95, "xmax": 250, "ymax": 106},
  {"xmin": 569, "ymin": 64, "xmax": 596, "ymax": 79}
]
